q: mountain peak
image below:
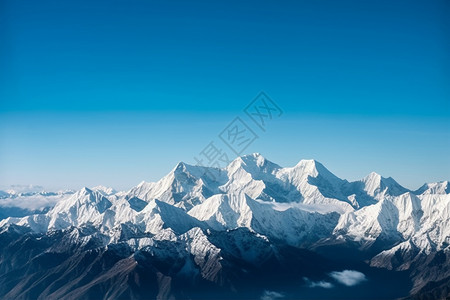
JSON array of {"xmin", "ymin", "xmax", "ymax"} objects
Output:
[
  {"xmin": 91, "ymin": 185, "xmax": 117, "ymax": 196},
  {"xmin": 296, "ymin": 159, "xmax": 319, "ymax": 168},
  {"xmin": 293, "ymin": 159, "xmax": 336, "ymax": 180},
  {"xmin": 360, "ymin": 172, "xmax": 408, "ymax": 197},
  {"xmin": 415, "ymin": 180, "xmax": 450, "ymax": 195},
  {"xmin": 228, "ymin": 153, "xmax": 280, "ymax": 176},
  {"xmin": 172, "ymin": 161, "xmax": 213, "ymax": 181},
  {"xmin": 239, "ymin": 153, "xmax": 266, "ymax": 166},
  {"xmin": 174, "ymin": 161, "xmax": 188, "ymax": 171},
  {"xmin": 79, "ymin": 187, "xmax": 93, "ymax": 195},
  {"xmin": 70, "ymin": 187, "xmax": 112, "ymax": 207},
  {"xmin": 363, "ymin": 172, "xmax": 382, "ymax": 183},
  {"xmin": 242, "ymin": 152, "xmax": 264, "ymax": 159}
]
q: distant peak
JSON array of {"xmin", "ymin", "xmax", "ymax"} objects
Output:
[
  {"xmin": 240, "ymin": 153, "xmax": 266, "ymax": 165},
  {"xmin": 80, "ymin": 187, "xmax": 93, "ymax": 194},
  {"xmin": 173, "ymin": 161, "xmax": 189, "ymax": 173},
  {"xmin": 296, "ymin": 159, "xmax": 318, "ymax": 166},
  {"xmin": 170, "ymin": 161, "xmax": 212, "ymax": 180},
  {"xmin": 91, "ymin": 185, "xmax": 116, "ymax": 195},
  {"xmin": 291, "ymin": 159, "xmax": 340, "ymax": 181},
  {"xmin": 295, "ymin": 159, "xmax": 326, "ymax": 173},
  {"xmin": 244, "ymin": 152, "xmax": 264, "ymax": 158},
  {"xmin": 360, "ymin": 171, "xmax": 408, "ymax": 197},
  {"xmin": 229, "ymin": 153, "xmax": 281, "ymax": 170},
  {"xmin": 363, "ymin": 172, "xmax": 382, "ymax": 182},
  {"xmin": 136, "ymin": 180, "xmax": 148, "ymax": 187},
  {"xmin": 415, "ymin": 180, "xmax": 450, "ymax": 195},
  {"xmin": 77, "ymin": 187, "xmax": 107, "ymax": 198},
  {"xmin": 222, "ymin": 154, "xmax": 283, "ymax": 178},
  {"xmin": 175, "ymin": 161, "xmax": 186, "ymax": 168},
  {"xmin": 362, "ymin": 172, "xmax": 401, "ymax": 186}
]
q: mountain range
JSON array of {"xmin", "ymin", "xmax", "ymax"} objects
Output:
[{"xmin": 0, "ymin": 153, "xmax": 449, "ymax": 299}]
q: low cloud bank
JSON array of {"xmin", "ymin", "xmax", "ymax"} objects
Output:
[
  {"xmin": 303, "ymin": 277, "xmax": 334, "ymax": 289},
  {"xmin": 260, "ymin": 290, "xmax": 285, "ymax": 300},
  {"xmin": 329, "ymin": 270, "xmax": 367, "ymax": 286}
]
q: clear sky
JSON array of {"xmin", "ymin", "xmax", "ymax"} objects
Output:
[{"xmin": 0, "ymin": 0, "xmax": 449, "ymax": 191}]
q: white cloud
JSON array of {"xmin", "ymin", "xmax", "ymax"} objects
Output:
[
  {"xmin": 0, "ymin": 189, "xmax": 74, "ymax": 211},
  {"xmin": 329, "ymin": 270, "xmax": 367, "ymax": 286},
  {"xmin": 0, "ymin": 195, "xmax": 60, "ymax": 210},
  {"xmin": 303, "ymin": 277, "xmax": 334, "ymax": 289},
  {"xmin": 260, "ymin": 290, "xmax": 285, "ymax": 300}
]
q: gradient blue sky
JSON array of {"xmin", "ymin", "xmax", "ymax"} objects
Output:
[{"xmin": 0, "ymin": 0, "xmax": 449, "ymax": 191}]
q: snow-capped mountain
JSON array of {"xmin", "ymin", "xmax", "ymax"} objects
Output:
[
  {"xmin": 0, "ymin": 154, "xmax": 448, "ymax": 299},
  {"xmin": 415, "ymin": 180, "xmax": 450, "ymax": 195},
  {"xmin": 91, "ymin": 185, "xmax": 118, "ymax": 196}
]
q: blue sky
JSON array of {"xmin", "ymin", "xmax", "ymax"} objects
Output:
[{"xmin": 0, "ymin": 0, "xmax": 449, "ymax": 190}]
